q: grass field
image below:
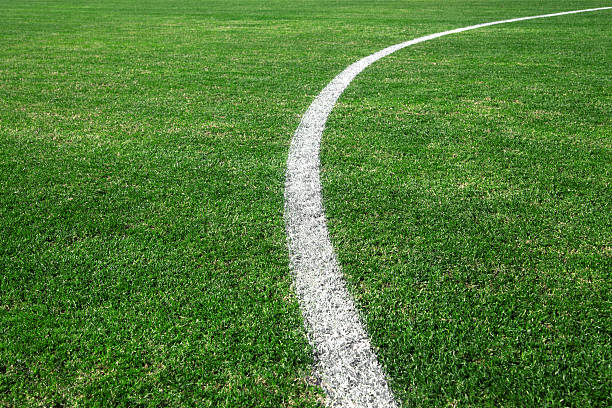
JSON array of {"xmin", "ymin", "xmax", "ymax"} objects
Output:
[
  {"xmin": 0, "ymin": 1, "xmax": 610, "ymax": 407},
  {"xmin": 321, "ymin": 11, "xmax": 611, "ymax": 406}
]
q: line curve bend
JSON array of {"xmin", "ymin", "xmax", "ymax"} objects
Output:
[{"xmin": 284, "ymin": 7, "xmax": 611, "ymax": 408}]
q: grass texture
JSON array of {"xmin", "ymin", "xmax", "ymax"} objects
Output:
[
  {"xmin": 0, "ymin": 0, "xmax": 610, "ymax": 406},
  {"xmin": 321, "ymin": 8, "xmax": 611, "ymax": 408}
]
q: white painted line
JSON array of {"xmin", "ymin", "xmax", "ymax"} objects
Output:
[{"xmin": 284, "ymin": 7, "xmax": 611, "ymax": 408}]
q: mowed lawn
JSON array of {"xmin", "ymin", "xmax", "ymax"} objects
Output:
[
  {"xmin": 0, "ymin": 0, "xmax": 609, "ymax": 407},
  {"xmin": 321, "ymin": 6, "xmax": 611, "ymax": 408}
]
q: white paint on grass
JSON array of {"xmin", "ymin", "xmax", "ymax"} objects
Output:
[{"xmin": 284, "ymin": 7, "xmax": 611, "ymax": 407}]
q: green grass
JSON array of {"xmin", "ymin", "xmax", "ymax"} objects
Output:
[
  {"xmin": 0, "ymin": 0, "xmax": 609, "ymax": 406},
  {"xmin": 322, "ymin": 8, "xmax": 611, "ymax": 408}
]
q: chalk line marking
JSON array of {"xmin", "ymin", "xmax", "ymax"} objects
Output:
[{"xmin": 284, "ymin": 7, "xmax": 611, "ymax": 407}]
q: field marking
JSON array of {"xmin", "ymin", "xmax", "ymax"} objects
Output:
[{"xmin": 284, "ymin": 7, "xmax": 611, "ymax": 407}]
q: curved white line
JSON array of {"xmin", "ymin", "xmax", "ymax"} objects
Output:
[{"xmin": 284, "ymin": 7, "xmax": 611, "ymax": 407}]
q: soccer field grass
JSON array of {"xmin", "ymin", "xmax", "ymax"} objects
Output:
[
  {"xmin": 321, "ymin": 11, "xmax": 611, "ymax": 406},
  {"xmin": 1, "ymin": 1, "xmax": 610, "ymax": 406}
]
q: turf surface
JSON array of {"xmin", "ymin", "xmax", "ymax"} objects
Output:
[
  {"xmin": 0, "ymin": 0, "xmax": 609, "ymax": 406},
  {"xmin": 321, "ymin": 7, "xmax": 611, "ymax": 408}
]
